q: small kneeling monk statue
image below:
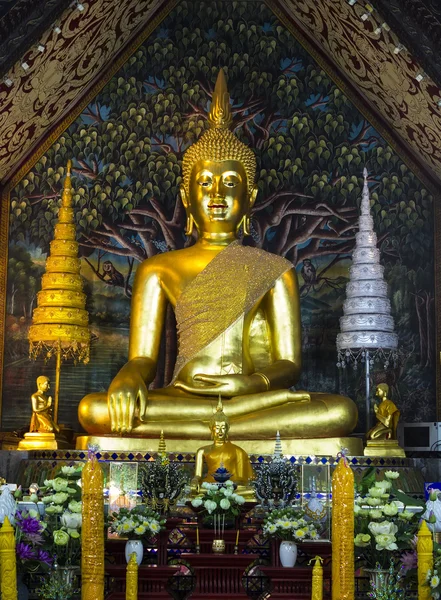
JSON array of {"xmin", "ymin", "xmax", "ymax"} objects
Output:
[
  {"xmin": 191, "ymin": 398, "xmax": 254, "ymax": 499},
  {"xmin": 367, "ymin": 383, "xmax": 399, "ymax": 441},
  {"xmin": 78, "ymin": 69, "xmax": 358, "ymax": 442},
  {"xmin": 30, "ymin": 376, "xmax": 59, "ymax": 434}
]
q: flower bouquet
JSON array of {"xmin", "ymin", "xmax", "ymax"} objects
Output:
[
  {"xmin": 15, "ymin": 508, "xmax": 53, "ymax": 573},
  {"xmin": 354, "ymin": 470, "xmax": 420, "ymax": 571},
  {"xmin": 40, "ymin": 464, "xmax": 83, "ymax": 566},
  {"xmin": 426, "ymin": 548, "xmax": 441, "ymax": 599},
  {"xmin": 262, "ymin": 506, "xmax": 320, "ymax": 542},
  {"xmin": 108, "ymin": 505, "xmax": 165, "ymax": 540}
]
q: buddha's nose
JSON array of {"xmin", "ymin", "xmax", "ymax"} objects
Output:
[{"xmin": 211, "ymin": 177, "xmax": 223, "ymax": 197}]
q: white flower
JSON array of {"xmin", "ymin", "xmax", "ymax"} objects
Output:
[
  {"xmin": 368, "ymin": 487, "xmax": 384, "ymax": 498},
  {"xmin": 294, "ymin": 529, "xmax": 306, "ymax": 539},
  {"xmin": 354, "ymin": 504, "xmax": 361, "ymax": 514},
  {"xmin": 52, "ymin": 492, "xmax": 69, "ymax": 505},
  {"xmin": 374, "ymin": 480, "xmax": 392, "ymax": 491},
  {"xmin": 61, "ymin": 511, "xmax": 82, "ymax": 529},
  {"xmin": 44, "ymin": 479, "xmax": 54, "ymax": 489},
  {"xmin": 366, "ymin": 497, "xmax": 382, "ymax": 506},
  {"xmin": 383, "ymin": 502, "xmax": 399, "ymax": 517},
  {"xmin": 368, "ymin": 521, "xmax": 398, "ymax": 537},
  {"xmin": 266, "ymin": 524, "xmax": 277, "ymax": 534},
  {"xmin": 52, "ymin": 477, "xmax": 69, "ymax": 492},
  {"xmin": 204, "ymin": 500, "xmax": 217, "ymax": 514},
  {"xmin": 220, "ymin": 498, "xmax": 231, "ymax": 510},
  {"xmin": 201, "ymin": 482, "xmax": 210, "ymax": 490},
  {"xmin": 225, "ymin": 480, "xmax": 234, "ymax": 487},
  {"xmin": 384, "ymin": 471, "xmax": 400, "ymax": 480},
  {"xmin": 369, "ymin": 509, "xmax": 383, "ymax": 520},
  {"xmin": 375, "ymin": 533, "xmax": 398, "ymax": 551},
  {"xmin": 431, "ymin": 575, "xmax": 440, "ymax": 588},
  {"xmin": 149, "ymin": 522, "xmax": 160, "ymax": 533},
  {"xmin": 61, "ymin": 466, "xmax": 77, "ymax": 476},
  {"xmin": 134, "ymin": 525, "xmax": 146, "ymax": 535},
  {"xmin": 235, "ymin": 495, "xmax": 245, "ymax": 505},
  {"xmin": 68, "ymin": 500, "xmax": 82, "ymax": 513},
  {"xmin": 191, "ymin": 497, "xmax": 203, "ymax": 508},
  {"xmin": 222, "ymin": 489, "xmax": 233, "ymax": 497},
  {"xmin": 42, "ymin": 495, "xmax": 54, "ymax": 504},
  {"xmin": 28, "ymin": 509, "xmax": 38, "ymax": 519}
]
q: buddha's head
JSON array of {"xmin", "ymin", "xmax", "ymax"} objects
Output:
[
  {"xmin": 376, "ymin": 383, "xmax": 389, "ymax": 401},
  {"xmin": 181, "ymin": 69, "xmax": 258, "ymax": 237},
  {"xmin": 209, "ymin": 397, "xmax": 230, "ymax": 442},
  {"xmin": 36, "ymin": 375, "xmax": 50, "ymax": 393}
]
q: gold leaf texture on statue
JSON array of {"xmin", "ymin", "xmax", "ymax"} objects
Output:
[
  {"xmin": 181, "ymin": 69, "xmax": 256, "ymax": 195},
  {"xmin": 29, "ymin": 160, "xmax": 90, "ymax": 361}
]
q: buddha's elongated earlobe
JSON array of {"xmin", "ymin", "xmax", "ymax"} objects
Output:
[
  {"xmin": 185, "ymin": 213, "xmax": 195, "ymax": 236},
  {"xmin": 238, "ymin": 214, "xmax": 251, "ymax": 236}
]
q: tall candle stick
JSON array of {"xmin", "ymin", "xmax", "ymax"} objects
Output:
[
  {"xmin": 196, "ymin": 526, "xmax": 199, "ymax": 546},
  {"xmin": 235, "ymin": 529, "xmax": 240, "ymax": 546},
  {"xmin": 126, "ymin": 552, "xmax": 138, "ymax": 600},
  {"xmin": 417, "ymin": 520, "xmax": 433, "ymax": 600},
  {"xmin": 331, "ymin": 452, "xmax": 354, "ymax": 600},
  {"xmin": 0, "ymin": 517, "xmax": 17, "ymax": 600},
  {"xmin": 310, "ymin": 556, "xmax": 323, "ymax": 600},
  {"xmin": 81, "ymin": 447, "xmax": 105, "ymax": 600}
]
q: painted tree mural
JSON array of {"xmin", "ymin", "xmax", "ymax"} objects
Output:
[{"xmin": 4, "ymin": 0, "xmax": 435, "ymax": 430}]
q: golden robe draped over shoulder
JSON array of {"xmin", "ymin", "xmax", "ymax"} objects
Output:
[{"xmin": 173, "ymin": 242, "xmax": 292, "ymax": 381}]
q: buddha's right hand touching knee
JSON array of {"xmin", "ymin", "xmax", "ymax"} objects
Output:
[{"xmin": 107, "ymin": 358, "xmax": 153, "ymax": 434}]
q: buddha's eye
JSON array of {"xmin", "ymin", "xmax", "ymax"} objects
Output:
[
  {"xmin": 223, "ymin": 176, "xmax": 239, "ymax": 188},
  {"xmin": 198, "ymin": 179, "xmax": 212, "ymax": 188}
]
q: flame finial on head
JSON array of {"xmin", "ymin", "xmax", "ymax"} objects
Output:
[{"xmin": 208, "ymin": 68, "xmax": 233, "ymax": 130}]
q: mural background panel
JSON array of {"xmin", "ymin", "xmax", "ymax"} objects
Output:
[{"xmin": 2, "ymin": 0, "xmax": 435, "ymax": 433}]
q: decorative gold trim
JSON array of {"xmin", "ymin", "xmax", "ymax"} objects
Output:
[
  {"xmin": 265, "ymin": 0, "xmax": 440, "ymax": 197},
  {"xmin": 0, "ymin": 0, "xmax": 178, "ymax": 427}
]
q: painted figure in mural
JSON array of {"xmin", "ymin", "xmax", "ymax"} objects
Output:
[
  {"xmin": 78, "ymin": 69, "xmax": 358, "ymax": 440},
  {"xmin": 191, "ymin": 398, "xmax": 254, "ymax": 499},
  {"xmin": 366, "ymin": 383, "xmax": 400, "ymax": 440},
  {"xmin": 29, "ymin": 376, "xmax": 59, "ymax": 434}
]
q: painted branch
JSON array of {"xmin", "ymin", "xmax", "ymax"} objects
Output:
[
  {"xmin": 0, "ymin": 517, "xmax": 17, "ymax": 600},
  {"xmin": 81, "ymin": 450, "xmax": 105, "ymax": 600},
  {"xmin": 417, "ymin": 520, "xmax": 433, "ymax": 600},
  {"xmin": 331, "ymin": 456, "xmax": 354, "ymax": 600}
]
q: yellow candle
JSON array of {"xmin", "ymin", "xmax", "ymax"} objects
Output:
[
  {"xmin": 126, "ymin": 553, "xmax": 138, "ymax": 600},
  {"xmin": 0, "ymin": 516, "xmax": 17, "ymax": 600},
  {"xmin": 81, "ymin": 449, "xmax": 105, "ymax": 600},
  {"xmin": 311, "ymin": 556, "xmax": 323, "ymax": 600},
  {"xmin": 235, "ymin": 529, "xmax": 240, "ymax": 546},
  {"xmin": 196, "ymin": 526, "xmax": 199, "ymax": 546},
  {"xmin": 417, "ymin": 520, "xmax": 433, "ymax": 600},
  {"xmin": 331, "ymin": 454, "xmax": 354, "ymax": 600}
]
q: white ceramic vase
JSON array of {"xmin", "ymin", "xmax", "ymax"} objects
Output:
[
  {"xmin": 125, "ymin": 539, "xmax": 144, "ymax": 565},
  {"xmin": 279, "ymin": 540, "xmax": 298, "ymax": 567}
]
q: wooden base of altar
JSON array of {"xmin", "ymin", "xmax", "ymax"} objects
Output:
[{"xmin": 76, "ymin": 434, "xmax": 363, "ymax": 456}]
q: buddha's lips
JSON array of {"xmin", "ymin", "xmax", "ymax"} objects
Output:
[{"xmin": 208, "ymin": 203, "xmax": 227, "ymax": 209}]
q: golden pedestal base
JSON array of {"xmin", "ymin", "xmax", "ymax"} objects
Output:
[
  {"xmin": 364, "ymin": 439, "xmax": 406, "ymax": 458},
  {"xmin": 18, "ymin": 432, "xmax": 71, "ymax": 451},
  {"xmin": 75, "ymin": 435, "xmax": 363, "ymax": 456}
]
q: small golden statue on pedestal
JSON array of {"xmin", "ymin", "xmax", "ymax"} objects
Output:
[
  {"xmin": 191, "ymin": 399, "xmax": 255, "ymax": 500},
  {"xmin": 18, "ymin": 376, "xmax": 69, "ymax": 450},
  {"xmin": 364, "ymin": 383, "xmax": 405, "ymax": 457}
]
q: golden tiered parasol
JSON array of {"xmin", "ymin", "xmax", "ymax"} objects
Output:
[{"xmin": 28, "ymin": 160, "xmax": 90, "ymax": 425}]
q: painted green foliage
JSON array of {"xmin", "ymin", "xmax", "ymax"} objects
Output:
[{"xmin": 5, "ymin": 0, "xmax": 435, "ymax": 429}]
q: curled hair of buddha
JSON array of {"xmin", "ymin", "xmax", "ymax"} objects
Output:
[
  {"xmin": 182, "ymin": 68, "xmax": 256, "ymax": 194},
  {"xmin": 209, "ymin": 397, "xmax": 230, "ymax": 431}
]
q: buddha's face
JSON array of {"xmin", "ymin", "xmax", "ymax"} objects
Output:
[
  {"xmin": 38, "ymin": 378, "xmax": 50, "ymax": 393},
  {"xmin": 212, "ymin": 421, "xmax": 228, "ymax": 442},
  {"xmin": 181, "ymin": 159, "xmax": 257, "ymax": 235}
]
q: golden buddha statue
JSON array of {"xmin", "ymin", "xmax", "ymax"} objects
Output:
[
  {"xmin": 367, "ymin": 383, "xmax": 399, "ymax": 440},
  {"xmin": 29, "ymin": 376, "xmax": 59, "ymax": 434},
  {"xmin": 78, "ymin": 69, "xmax": 359, "ymax": 455},
  {"xmin": 191, "ymin": 398, "xmax": 254, "ymax": 498},
  {"xmin": 365, "ymin": 383, "xmax": 405, "ymax": 457},
  {"xmin": 19, "ymin": 375, "xmax": 70, "ymax": 450}
]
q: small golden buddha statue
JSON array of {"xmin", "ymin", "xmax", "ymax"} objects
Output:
[
  {"xmin": 29, "ymin": 376, "xmax": 59, "ymax": 434},
  {"xmin": 78, "ymin": 68, "xmax": 358, "ymax": 452},
  {"xmin": 365, "ymin": 383, "xmax": 405, "ymax": 457},
  {"xmin": 367, "ymin": 383, "xmax": 399, "ymax": 440},
  {"xmin": 18, "ymin": 376, "xmax": 70, "ymax": 450},
  {"xmin": 191, "ymin": 399, "xmax": 254, "ymax": 498}
]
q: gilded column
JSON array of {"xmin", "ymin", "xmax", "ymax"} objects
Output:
[
  {"xmin": 311, "ymin": 555, "xmax": 323, "ymax": 600},
  {"xmin": 81, "ymin": 448, "xmax": 104, "ymax": 600},
  {"xmin": 331, "ymin": 454, "xmax": 354, "ymax": 600},
  {"xmin": 126, "ymin": 552, "xmax": 138, "ymax": 600},
  {"xmin": 417, "ymin": 520, "xmax": 433, "ymax": 600},
  {"xmin": 0, "ymin": 516, "xmax": 18, "ymax": 600}
]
